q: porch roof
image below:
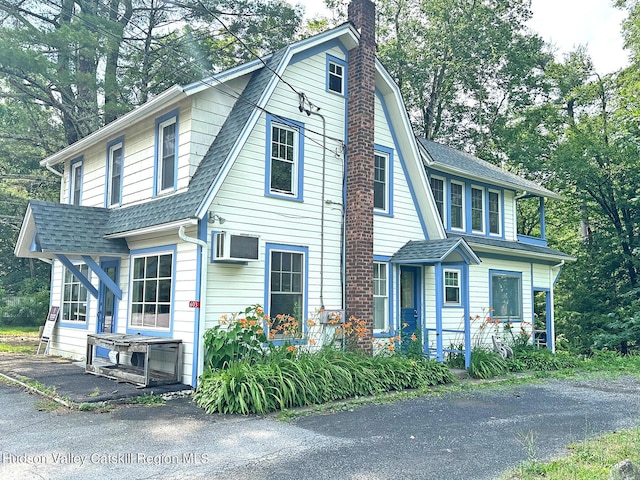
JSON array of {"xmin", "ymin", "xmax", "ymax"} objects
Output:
[
  {"xmin": 391, "ymin": 238, "xmax": 480, "ymax": 265},
  {"xmin": 448, "ymin": 234, "xmax": 576, "ymax": 262},
  {"xmin": 14, "ymin": 200, "xmax": 130, "ymax": 261}
]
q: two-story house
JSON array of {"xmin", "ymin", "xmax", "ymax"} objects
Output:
[{"xmin": 14, "ymin": 0, "xmax": 572, "ymax": 387}]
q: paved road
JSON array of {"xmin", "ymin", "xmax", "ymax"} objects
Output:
[{"xmin": 1, "ymin": 376, "xmax": 639, "ymax": 480}]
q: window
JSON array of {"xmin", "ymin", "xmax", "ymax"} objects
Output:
[
  {"xmin": 450, "ymin": 182, "xmax": 464, "ymax": 230},
  {"xmin": 62, "ymin": 264, "xmax": 89, "ymax": 323},
  {"xmin": 106, "ymin": 137, "xmax": 124, "ymax": 207},
  {"xmin": 130, "ymin": 251, "xmax": 173, "ymax": 330},
  {"xmin": 327, "ymin": 55, "xmax": 346, "ymax": 95},
  {"xmin": 444, "ymin": 269, "xmax": 460, "ymax": 305},
  {"xmin": 430, "ymin": 177, "xmax": 444, "ymax": 222},
  {"xmin": 374, "ymin": 152, "xmax": 388, "ymax": 211},
  {"xmin": 489, "ymin": 190, "xmax": 501, "ymax": 235},
  {"xmin": 491, "ymin": 271, "xmax": 522, "ymax": 320},
  {"xmin": 155, "ymin": 110, "xmax": 178, "ymax": 195},
  {"xmin": 267, "ymin": 246, "xmax": 306, "ymax": 336},
  {"xmin": 471, "ymin": 187, "xmax": 484, "ymax": 232},
  {"xmin": 373, "ymin": 262, "xmax": 388, "ymax": 331},
  {"xmin": 265, "ymin": 115, "xmax": 304, "ymax": 201},
  {"xmin": 69, "ymin": 158, "xmax": 83, "ymax": 206}
]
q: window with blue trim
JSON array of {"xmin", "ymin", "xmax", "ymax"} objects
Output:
[
  {"xmin": 450, "ymin": 181, "xmax": 464, "ymax": 229},
  {"xmin": 471, "ymin": 186, "xmax": 484, "ymax": 233},
  {"xmin": 327, "ymin": 55, "xmax": 346, "ymax": 95},
  {"xmin": 267, "ymin": 246, "xmax": 306, "ymax": 338},
  {"xmin": 430, "ymin": 176, "xmax": 445, "ymax": 223},
  {"xmin": 155, "ymin": 111, "xmax": 178, "ymax": 195},
  {"xmin": 488, "ymin": 190, "xmax": 501, "ymax": 235},
  {"xmin": 130, "ymin": 252, "xmax": 173, "ymax": 330},
  {"xmin": 373, "ymin": 262, "xmax": 389, "ymax": 331},
  {"xmin": 491, "ymin": 271, "xmax": 522, "ymax": 320},
  {"xmin": 69, "ymin": 158, "xmax": 83, "ymax": 206},
  {"xmin": 374, "ymin": 151, "xmax": 389, "ymax": 212},
  {"xmin": 107, "ymin": 137, "xmax": 124, "ymax": 207},
  {"xmin": 444, "ymin": 269, "xmax": 460, "ymax": 305},
  {"xmin": 265, "ymin": 115, "xmax": 304, "ymax": 201},
  {"xmin": 62, "ymin": 264, "xmax": 89, "ymax": 323}
]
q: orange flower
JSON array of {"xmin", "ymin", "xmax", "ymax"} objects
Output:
[
  {"xmin": 286, "ymin": 345, "xmax": 296, "ymax": 352},
  {"xmin": 387, "ymin": 345, "xmax": 395, "ymax": 351},
  {"xmin": 411, "ymin": 333, "xmax": 417, "ymax": 342},
  {"xmin": 256, "ymin": 307, "xmax": 263, "ymax": 315},
  {"xmin": 256, "ymin": 329, "xmax": 264, "ymax": 334},
  {"xmin": 402, "ymin": 322, "xmax": 409, "ymax": 328},
  {"xmin": 309, "ymin": 338, "xmax": 316, "ymax": 345},
  {"xmin": 307, "ymin": 319, "xmax": 317, "ymax": 327},
  {"xmin": 389, "ymin": 337, "xmax": 394, "ymax": 343}
]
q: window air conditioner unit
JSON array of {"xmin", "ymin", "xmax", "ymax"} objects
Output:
[{"xmin": 213, "ymin": 231, "xmax": 260, "ymax": 262}]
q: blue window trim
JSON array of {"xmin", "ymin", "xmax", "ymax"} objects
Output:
[
  {"xmin": 97, "ymin": 258, "xmax": 120, "ymax": 334},
  {"xmin": 105, "ymin": 135, "xmax": 125, "ymax": 207},
  {"xmin": 469, "ymin": 184, "xmax": 485, "ymax": 234},
  {"xmin": 443, "ymin": 267, "xmax": 462, "ymax": 307},
  {"xmin": 326, "ymin": 54, "xmax": 347, "ymax": 97},
  {"xmin": 264, "ymin": 114, "xmax": 305, "ymax": 202},
  {"xmin": 153, "ymin": 108, "xmax": 179, "ymax": 197},
  {"xmin": 376, "ymin": 90, "xmax": 428, "ymax": 237},
  {"xmin": 489, "ymin": 269, "xmax": 524, "ymax": 322},
  {"xmin": 126, "ymin": 244, "xmax": 177, "ymax": 338},
  {"xmin": 487, "ymin": 188, "xmax": 503, "ymax": 237},
  {"xmin": 373, "ymin": 144, "xmax": 394, "ymax": 217},
  {"xmin": 426, "ymin": 168, "xmax": 508, "ymax": 239},
  {"xmin": 373, "ymin": 255, "xmax": 394, "ymax": 336},
  {"xmin": 263, "ymin": 243, "xmax": 309, "ymax": 344},
  {"xmin": 68, "ymin": 156, "xmax": 83, "ymax": 205},
  {"xmin": 59, "ymin": 260, "xmax": 91, "ymax": 330}
]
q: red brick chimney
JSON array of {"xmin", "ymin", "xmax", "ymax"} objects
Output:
[{"xmin": 345, "ymin": 0, "xmax": 376, "ymax": 353}]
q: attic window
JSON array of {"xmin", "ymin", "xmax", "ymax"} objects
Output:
[
  {"xmin": 154, "ymin": 109, "xmax": 179, "ymax": 196},
  {"xmin": 326, "ymin": 55, "xmax": 346, "ymax": 96}
]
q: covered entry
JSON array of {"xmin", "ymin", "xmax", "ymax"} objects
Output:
[{"xmin": 392, "ymin": 238, "xmax": 480, "ymax": 368}]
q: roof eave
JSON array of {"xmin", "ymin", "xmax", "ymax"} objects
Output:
[
  {"xmin": 41, "ymin": 86, "xmax": 187, "ymax": 167},
  {"xmin": 464, "ymin": 241, "xmax": 575, "ymax": 262}
]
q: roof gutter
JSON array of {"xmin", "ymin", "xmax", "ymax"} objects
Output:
[{"xmin": 41, "ymin": 86, "xmax": 187, "ymax": 167}]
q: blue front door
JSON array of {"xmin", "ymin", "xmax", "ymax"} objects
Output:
[
  {"xmin": 400, "ymin": 266, "xmax": 421, "ymax": 340},
  {"xmin": 96, "ymin": 260, "xmax": 119, "ymax": 358}
]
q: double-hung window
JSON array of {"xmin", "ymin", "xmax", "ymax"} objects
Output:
[
  {"xmin": 450, "ymin": 181, "xmax": 464, "ymax": 230},
  {"xmin": 266, "ymin": 115, "xmax": 304, "ymax": 201},
  {"xmin": 444, "ymin": 269, "xmax": 460, "ymax": 305},
  {"xmin": 471, "ymin": 186, "xmax": 484, "ymax": 233},
  {"xmin": 490, "ymin": 271, "xmax": 522, "ymax": 320},
  {"xmin": 130, "ymin": 250, "xmax": 174, "ymax": 331},
  {"xmin": 267, "ymin": 245, "xmax": 307, "ymax": 337},
  {"xmin": 373, "ymin": 262, "xmax": 389, "ymax": 331},
  {"xmin": 327, "ymin": 55, "xmax": 346, "ymax": 95},
  {"xmin": 430, "ymin": 176, "xmax": 445, "ymax": 223},
  {"xmin": 106, "ymin": 137, "xmax": 124, "ymax": 207},
  {"xmin": 62, "ymin": 264, "xmax": 89, "ymax": 323},
  {"xmin": 489, "ymin": 190, "xmax": 501, "ymax": 235},
  {"xmin": 373, "ymin": 145, "xmax": 393, "ymax": 215},
  {"xmin": 69, "ymin": 158, "xmax": 83, "ymax": 206},
  {"xmin": 155, "ymin": 110, "xmax": 178, "ymax": 195}
]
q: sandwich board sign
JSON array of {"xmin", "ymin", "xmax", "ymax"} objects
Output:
[{"xmin": 37, "ymin": 306, "xmax": 59, "ymax": 355}]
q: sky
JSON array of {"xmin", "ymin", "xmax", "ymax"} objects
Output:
[{"xmin": 289, "ymin": 0, "xmax": 630, "ymax": 74}]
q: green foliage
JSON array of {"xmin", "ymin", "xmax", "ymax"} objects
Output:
[
  {"xmin": 0, "ymin": 290, "xmax": 49, "ymax": 327},
  {"xmin": 592, "ymin": 310, "xmax": 640, "ymax": 354},
  {"xmin": 202, "ymin": 305, "xmax": 268, "ymax": 370},
  {"xmin": 194, "ymin": 350, "xmax": 455, "ymax": 415},
  {"xmin": 468, "ymin": 348, "xmax": 509, "ymax": 379},
  {"xmin": 507, "ymin": 346, "xmax": 579, "ymax": 372}
]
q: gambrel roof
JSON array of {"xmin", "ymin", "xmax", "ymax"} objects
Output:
[{"xmin": 418, "ymin": 138, "xmax": 562, "ymax": 200}]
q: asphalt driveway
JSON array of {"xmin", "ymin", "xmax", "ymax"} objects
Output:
[{"xmin": 2, "ymin": 375, "xmax": 640, "ymax": 479}]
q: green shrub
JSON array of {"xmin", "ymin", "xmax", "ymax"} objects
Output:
[
  {"xmin": 194, "ymin": 350, "xmax": 455, "ymax": 415},
  {"xmin": 468, "ymin": 348, "xmax": 509, "ymax": 379},
  {"xmin": 0, "ymin": 290, "xmax": 49, "ymax": 327},
  {"xmin": 507, "ymin": 346, "xmax": 579, "ymax": 371}
]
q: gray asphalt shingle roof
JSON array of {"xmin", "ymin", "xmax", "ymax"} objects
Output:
[
  {"xmin": 448, "ymin": 234, "xmax": 575, "ymax": 261},
  {"xmin": 28, "ymin": 201, "xmax": 129, "ymax": 255},
  {"xmin": 417, "ymin": 138, "xmax": 561, "ymax": 200},
  {"xmin": 391, "ymin": 238, "xmax": 478, "ymax": 264},
  {"xmin": 105, "ymin": 47, "xmax": 288, "ymax": 235}
]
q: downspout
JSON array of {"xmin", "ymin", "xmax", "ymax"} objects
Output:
[
  {"xmin": 178, "ymin": 223, "xmax": 208, "ymax": 386},
  {"xmin": 309, "ymin": 108, "xmax": 327, "ymax": 310}
]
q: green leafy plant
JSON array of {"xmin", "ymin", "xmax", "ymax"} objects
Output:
[
  {"xmin": 468, "ymin": 348, "xmax": 509, "ymax": 379},
  {"xmin": 203, "ymin": 305, "xmax": 268, "ymax": 371}
]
